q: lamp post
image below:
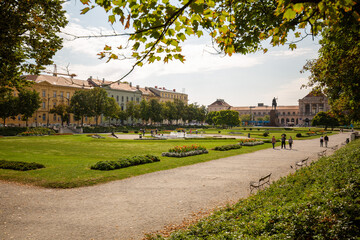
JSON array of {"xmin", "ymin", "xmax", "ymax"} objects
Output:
[{"xmin": 249, "ymin": 106, "xmax": 255, "ymax": 125}]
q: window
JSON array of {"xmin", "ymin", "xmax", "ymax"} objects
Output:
[
  {"xmin": 53, "ymin": 114, "xmax": 57, "ymax": 120},
  {"xmin": 85, "ymin": 116, "xmax": 88, "ymax": 121},
  {"xmin": 293, "ymin": 112, "xmax": 295, "ymax": 115},
  {"xmin": 288, "ymin": 112, "xmax": 290, "ymax": 115},
  {"xmin": 126, "ymin": 96, "xmax": 129, "ymax": 102},
  {"xmin": 131, "ymin": 97, "xmax": 133, "ymax": 101},
  {"xmin": 53, "ymin": 91, "xmax": 57, "ymax": 98},
  {"xmin": 42, "ymin": 114, "xmax": 46, "ymax": 121},
  {"xmin": 53, "ymin": 102, "xmax": 56, "ymax": 107},
  {"xmin": 116, "ymin": 96, "xmax": 119, "ymax": 102},
  {"xmin": 60, "ymin": 92, "xmax": 64, "ymax": 97},
  {"xmin": 42, "ymin": 90, "xmax": 46, "ymax": 97},
  {"xmin": 42, "ymin": 102, "xmax": 46, "ymax": 109},
  {"xmin": 122, "ymin": 96, "xmax": 124, "ymax": 102},
  {"xmin": 67, "ymin": 92, "xmax": 70, "ymax": 99},
  {"xmin": 136, "ymin": 98, "xmax": 139, "ymax": 102}
]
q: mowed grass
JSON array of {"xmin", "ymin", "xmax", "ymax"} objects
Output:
[{"xmin": 0, "ymin": 134, "xmax": 272, "ymax": 188}]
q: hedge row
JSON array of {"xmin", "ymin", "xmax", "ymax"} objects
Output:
[
  {"xmin": 212, "ymin": 144, "xmax": 242, "ymax": 151},
  {"xmin": 162, "ymin": 149, "xmax": 208, "ymax": 158},
  {"xmin": 0, "ymin": 160, "xmax": 45, "ymax": 171},
  {"xmin": 91, "ymin": 154, "xmax": 160, "ymax": 171}
]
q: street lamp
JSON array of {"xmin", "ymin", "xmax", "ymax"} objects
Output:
[{"xmin": 249, "ymin": 106, "xmax": 255, "ymax": 125}]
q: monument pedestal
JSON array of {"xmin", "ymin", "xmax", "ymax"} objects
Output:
[{"xmin": 269, "ymin": 110, "xmax": 279, "ymax": 126}]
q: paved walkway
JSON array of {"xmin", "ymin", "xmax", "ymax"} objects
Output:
[{"xmin": 0, "ymin": 133, "xmax": 350, "ymax": 240}]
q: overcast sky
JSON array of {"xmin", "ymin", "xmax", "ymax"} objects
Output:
[{"xmin": 51, "ymin": 1, "xmax": 321, "ymax": 107}]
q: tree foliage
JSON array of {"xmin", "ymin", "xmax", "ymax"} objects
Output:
[
  {"xmin": 312, "ymin": 111, "xmax": 339, "ymax": 130},
  {"xmin": 303, "ymin": 14, "xmax": 360, "ymax": 123},
  {"xmin": 17, "ymin": 90, "xmax": 41, "ymax": 126},
  {"xmin": 80, "ymin": 0, "xmax": 359, "ymax": 67},
  {"xmin": 0, "ymin": 93, "xmax": 18, "ymax": 125},
  {"xmin": 0, "ymin": 0, "xmax": 67, "ymax": 95},
  {"xmin": 50, "ymin": 103, "xmax": 71, "ymax": 126}
]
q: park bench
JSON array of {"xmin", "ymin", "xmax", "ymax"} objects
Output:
[
  {"xmin": 250, "ymin": 173, "xmax": 271, "ymax": 193},
  {"xmin": 295, "ymin": 157, "xmax": 309, "ymax": 170},
  {"xmin": 330, "ymin": 144, "xmax": 338, "ymax": 150},
  {"xmin": 317, "ymin": 149, "xmax": 327, "ymax": 158}
]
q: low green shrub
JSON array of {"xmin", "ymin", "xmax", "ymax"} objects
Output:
[
  {"xmin": 0, "ymin": 160, "xmax": 45, "ymax": 171},
  {"xmin": 296, "ymin": 133, "xmax": 302, "ymax": 137},
  {"xmin": 168, "ymin": 144, "xmax": 206, "ymax": 153},
  {"xmin": 91, "ymin": 154, "xmax": 160, "ymax": 171},
  {"xmin": 162, "ymin": 149, "xmax": 208, "ymax": 158},
  {"xmin": 212, "ymin": 144, "xmax": 241, "ymax": 151},
  {"xmin": 263, "ymin": 131, "xmax": 269, "ymax": 137}
]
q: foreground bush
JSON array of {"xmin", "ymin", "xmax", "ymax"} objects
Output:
[
  {"xmin": 91, "ymin": 154, "xmax": 160, "ymax": 170},
  {"xmin": 168, "ymin": 144, "xmax": 206, "ymax": 153},
  {"xmin": 212, "ymin": 144, "xmax": 241, "ymax": 151},
  {"xmin": 0, "ymin": 160, "xmax": 45, "ymax": 171},
  {"xmin": 153, "ymin": 140, "xmax": 360, "ymax": 239}
]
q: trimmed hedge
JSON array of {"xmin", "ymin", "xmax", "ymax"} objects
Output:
[
  {"xmin": 0, "ymin": 160, "xmax": 45, "ymax": 171},
  {"xmin": 0, "ymin": 127, "xmax": 27, "ymax": 136},
  {"xmin": 162, "ymin": 149, "xmax": 208, "ymax": 158},
  {"xmin": 212, "ymin": 144, "xmax": 242, "ymax": 151},
  {"xmin": 240, "ymin": 141, "xmax": 264, "ymax": 146},
  {"xmin": 91, "ymin": 154, "xmax": 160, "ymax": 171}
]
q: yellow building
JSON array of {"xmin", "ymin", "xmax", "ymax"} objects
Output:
[
  {"xmin": 6, "ymin": 74, "xmax": 95, "ymax": 127},
  {"xmin": 148, "ymin": 86, "xmax": 188, "ymax": 104}
]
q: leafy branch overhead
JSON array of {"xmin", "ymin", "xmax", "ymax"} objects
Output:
[{"xmin": 79, "ymin": 0, "xmax": 359, "ymax": 65}]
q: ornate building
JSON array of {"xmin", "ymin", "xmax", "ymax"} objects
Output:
[
  {"xmin": 5, "ymin": 74, "xmax": 95, "ymax": 127},
  {"xmin": 208, "ymin": 92, "xmax": 330, "ymax": 126},
  {"xmin": 298, "ymin": 92, "xmax": 330, "ymax": 126},
  {"xmin": 148, "ymin": 86, "xmax": 188, "ymax": 104}
]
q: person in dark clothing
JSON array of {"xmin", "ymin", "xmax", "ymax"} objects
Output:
[
  {"xmin": 324, "ymin": 135, "xmax": 329, "ymax": 147},
  {"xmin": 281, "ymin": 134, "xmax": 286, "ymax": 149}
]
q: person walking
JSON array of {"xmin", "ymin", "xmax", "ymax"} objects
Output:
[
  {"xmin": 324, "ymin": 135, "xmax": 329, "ymax": 147},
  {"xmin": 288, "ymin": 136, "xmax": 293, "ymax": 150},
  {"xmin": 281, "ymin": 134, "xmax": 286, "ymax": 149},
  {"xmin": 271, "ymin": 136, "xmax": 276, "ymax": 149},
  {"xmin": 320, "ymin": 136, "xmax": 324, "ymax": 147}
]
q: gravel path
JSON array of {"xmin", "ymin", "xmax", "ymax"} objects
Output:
[{"xmin": 0, "ymin": 133, "xmax": 350, "ymax": 240}]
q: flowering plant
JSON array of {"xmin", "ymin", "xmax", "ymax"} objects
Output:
[
  {"xmin": 168, "ymin": 144, "xmax": 206, "ymax": 153},
  {"xmin": 238, "ymin": 138, "xmax": 257, "ymax": 143}
]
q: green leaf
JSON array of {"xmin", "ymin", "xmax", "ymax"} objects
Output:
[
  {"xmin": 284, "ymin": 8, "xmax": 296, "ymax": 20},
  {"xmin": 80, "ymin": 7, "xmax": 90, "ymax": 15},
  {"xmin": 108, "ymin": 15, "xmax": 116, "ymax": 24}
]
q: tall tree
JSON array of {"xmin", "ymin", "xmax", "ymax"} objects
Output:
[
  {"xmin": 70, "ymin": 90, "xmax": 91, "ymax": 127},
  {"xmin": 50, "ymin": 103, "xmax": 71, "ymax": 126},
  {"xmin": 162, "ymin": 101, "xmax": 176, "ymax": 124},
  {"xmin": 214, "ymin": 110, "xmax": 240, "ymax": 128},
  {"xmin": 0, "ymin": 0, "xmax": 67, "ymax": 95},
  {"xmin": 17, "ymin": 90, "xmax": 41, "ymax": 126},
  {"xmin": 148, "ymin": 99, "xmax": 163, "ymax": 124},
  {"xmin": 312, "ymin": 111, "xmax": 339, "ymax": 130},
  {"xmin": 139, "ymin": 99, "xmax": 150, "ymax": 124},
  {"xmin": 89, "ymin": 88, "xmax": 109, "ymax": 126},
  {"xmin": 0, "ymin": 93, "xmax": 18, "ymax": 125},
  {"xmin": 103, "ymin": 97, "xmax": 120, "ymax": 125},
  {"xmin": 302, "ymin": 14, "xmax": 360, "ymax": 122}
]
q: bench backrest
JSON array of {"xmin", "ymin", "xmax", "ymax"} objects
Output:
[{"xmin": 259, "ymin": 173, "xmax": 271, "ymax": 182}]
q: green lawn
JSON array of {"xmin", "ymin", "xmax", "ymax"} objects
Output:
[{"xmin": 0, "ymin": 134, "xmax": 272, "ymax": 188}]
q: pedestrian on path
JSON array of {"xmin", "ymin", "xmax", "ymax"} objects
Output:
[
  {"xmin": 324, "ymin": 135, "xmax": 329, "ymax": 147},
  {"xmin": 288, "ymin": 136, "xmax": 293, "ymax": 149},
  {"xmin": 272, "ymin": 136, "xmax": 276, "ymax": 149},
  {"xmin": 320, "ymin": 136, "xmax": 324, "ymax": 147},
  {"xmin": 281, "ymin": 134, "xmax": 286, "ymax": 149}
]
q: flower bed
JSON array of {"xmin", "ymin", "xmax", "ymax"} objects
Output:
[
  {"xmin": 162, "ymin": 149, "xmax": 208, "ymax": 158},
  {"xmin": 91, "ymin": 154, "xmax": 160, "ymax": 171},
  {"xmin": 212, "ymin": 144, "xmax": 242, "ymax": 151},
  {"xmin": 238, "ymin": 138, "xmax": 264, "ymax": 146},
  {"xmin": 168, "ymin": 144, "xmax": 206, "ymax": 153},
  {"xmin": 0, "ymin": 160, "xmax": 45, "ymax": 171}
]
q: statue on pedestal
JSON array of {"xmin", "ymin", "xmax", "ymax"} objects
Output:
[{"xmin": 272, "ymin": 97, "xmax": 277, "ymax": 110}]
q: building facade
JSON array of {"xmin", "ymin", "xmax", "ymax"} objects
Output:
[
  {"xmin": 208, "ymin": 92, "xmax": 330, "ymax": 126},
  {"xmin": 298, "ymin": 92, "xmax": 330, "ymax": 126},
  {"xmin": 5, "ymin": 74, "xmax": 95, "ymax": 127},
  {"xmin": 149, "ymin": 86, "xmax": 188, "ymax": 104}
]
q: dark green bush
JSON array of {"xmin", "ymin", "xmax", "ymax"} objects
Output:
[
  {"xmin": 91, "ymin": 154, "xmax": 160, "ymax": 170},
  {"xmin": 263, "ymin": 131, "xmax": 269, "ymax": 137},
  {"xmin": 212, "ymin": 144, "xmax": 242, "ymax": 151},
  {"xmin": 296, "ymin": 133, "xmax": 302, "ymax": 137},
  {"xmin": 0, "ymin": 127, "xmax": 27, "ymax": 136},
  {"xmin": 0, "ymin": 160, "xmax": 45, "ymax": 171}
]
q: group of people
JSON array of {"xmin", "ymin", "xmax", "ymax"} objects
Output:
[
  {"xmin": 320, "ymin": 135, "xmax": 329, "ymax": 147},
  {"xmin": 271, "ymin": 134, "xmax": 330, "ymax": 149},
  {"xmin": 271, "ymin": 134, "xmax": 293, "ymax": 150}
]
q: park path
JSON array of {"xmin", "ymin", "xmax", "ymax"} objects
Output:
[{"xmin": 0, "ymin": 133, "xmax": 350, "ymax": 240}]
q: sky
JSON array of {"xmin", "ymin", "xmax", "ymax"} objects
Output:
[{"xmin": 51, "ymin": 0, "xmax": 321, "ymax": 108}]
